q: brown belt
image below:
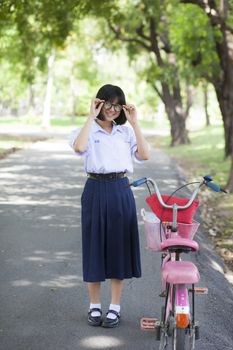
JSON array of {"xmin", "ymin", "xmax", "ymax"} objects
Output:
[{"xmin": 87, "ymin": 172, "xmax": 126, "ymax": 180}]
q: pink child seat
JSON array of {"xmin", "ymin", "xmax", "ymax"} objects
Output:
[
  {"xmin": 161, "ymin": 238, "xmax": 199, "ymax": 252},
  {"xmin": 162, "ymin": 261, "xmax": 200, "ymax": 284}
]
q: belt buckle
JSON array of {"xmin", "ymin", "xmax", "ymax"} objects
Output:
[{"xmin": 110, "ymin": 173, "xmax": 117, "ymax": 180}]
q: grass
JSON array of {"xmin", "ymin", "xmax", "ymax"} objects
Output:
[
  {"xmin": 0, "ymin": 115, "xmax": 165, "ymax": 129},
  {"xmin": 0, "ymin": 115, "xmax": 86, "ymax": 127},
  {"xmin": 147, "ymin": 124, "xmax": 233, "ymax": 273},
  {"xmin": 149, "ymin": 125, "xmax": 230, "ymax": 184}
]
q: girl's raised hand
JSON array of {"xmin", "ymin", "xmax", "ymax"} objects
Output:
[
  {"xmin": 123, "ymin": 104, "xmax": 138, "ymax": 126},
  {"xmin": 89, "ymin": 98, "xmax": 105, "ymax": 118}
]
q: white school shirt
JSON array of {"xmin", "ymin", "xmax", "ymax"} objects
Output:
[{"xmin": 69, "ymin": 120, "xmax": 145, "ymax": 174}]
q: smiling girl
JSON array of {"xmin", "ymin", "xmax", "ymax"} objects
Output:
[{"xmin": 69, "ymin": 84, "xmax": 149, "ymax": 328}]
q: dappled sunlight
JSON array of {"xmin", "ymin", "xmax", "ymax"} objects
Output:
[
  {"xmin": 11, "ymin": 274, "xmax": 83, "ymax": 288},
  {"xmin": 9, "ymin": 249, "xmax": 83, "ymax": 289},
  {"xmin": 161, "ymin": 165, "xmax": 171, "ymax": 170},
  {"xmin": 30, "ymin": 139, "xmax": 70, "ymax": 152},
  {"xmin": 209, "ymin": 258, "xmax": 224, "ymax": 274},
  {"xmin": 225, "ymin": 271, "xmax": 233, "ymax": 284},
  {"xmin": 0, "ymin": 197, "xmax": 81, "ymax": 208},
  {"xmin": 39, "ymin": 275, "xmax": 82, "ymax": 288},
  {"xmin": 24, "ymin": 250, "xmax": 80, "ymax": 263},
  {"xmin": 0, "ymin": 164, "xmax": 32, "ymax": 172},
  {"xmin": 161, "ymin": 178, "xmax": 178, "ymax": 191},
  {"xmin": 80, "ymin": 335, "xmax": 124, "ymax": 348},
  {"xmin": 0, "ymin": 139, "xmax": 84, "ymax": 214},
  {"xmin": 12, "ymin": 279, "xmax": 33, "ymax": 286}
]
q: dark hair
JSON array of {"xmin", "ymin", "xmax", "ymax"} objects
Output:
[{"xmin": 96, "ymin": 84, "xmax": 127, "ymax": 125}]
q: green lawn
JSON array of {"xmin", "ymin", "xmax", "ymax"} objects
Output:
[
  {"xmin": 0, "ymin": 115, "xmax": 85, "ymax": 127},
  {"xmin": 0, "ymin": 115, "xmax": 163, "ymax": 129},
  {"xmin": 149, "ymin": 125, "xmax": 230, "ymax": 185}
]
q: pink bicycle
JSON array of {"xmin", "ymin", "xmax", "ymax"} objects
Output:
[{"xmin": 130, "ymin": 175, "xmax": 227, "ymax": 350}]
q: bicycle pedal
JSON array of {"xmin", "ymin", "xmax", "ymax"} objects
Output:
[
  {"xmin": 189, "ymin": 287, "xmax": 208, "ymax": 295},
  {"xmin": 140, "ymin": 317, "xmax": 160, "ymax": 331},
  {"xmin": 159, "ymin": 291, "xmax": 167, "ymax": 298}
]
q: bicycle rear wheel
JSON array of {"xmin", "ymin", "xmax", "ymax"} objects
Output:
[
  {"xmin": 172, "ymin": 327, "xmax": 187, "ymax": 350},
  {"xmin": 172, "ymin": 326, "xmax": 196, "ymax": 350}
]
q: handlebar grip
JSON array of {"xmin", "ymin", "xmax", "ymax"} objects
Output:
[
  {"xmin": 129, "ymin": 177, "xmax": 147, "ymax": 187},
  {"xmin": 206, "ymin": 181, "xmax": 220, "ymax": 192},
  {"xmin": 205, "ymin": 181, "xmax": 227, "ymax": 193}
]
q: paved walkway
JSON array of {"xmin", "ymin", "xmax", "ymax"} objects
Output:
[{"xmin": 0, "ymin": 134, "xmax": 232, "ymax": 350}]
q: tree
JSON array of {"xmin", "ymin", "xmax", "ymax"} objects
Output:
[
  {"xmin": 0, "ymin": 0, "xmax": 104, "ymax": 125},
  {"xmin": 177, "ymin": 0, "xmax": 233, "ymax": 190},
  {"xmin": 94, "ymin": 0, "xmax": 191, "ymax": 146},
  {"xmin": 203, "ymin": 83, "xmax": 211, "ymax": 127}
]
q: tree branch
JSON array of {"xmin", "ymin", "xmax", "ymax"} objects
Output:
[
  {"xmin": 149, "ymin": 18, "xmax": 164, "ymax": 66},
  {"xmin": 185, "ymin": 84, "xmax": 193, "ymax": 118},
  {"xmin": 151, "ymin": 82, "xmax": 165, "ymax": 103},
  {"xmin": 135, "ymin": 24, "xmax": 150, "ymax": 41},
  {"xmin": 108, "ymin": 22, "xmax": 152, "ymax": 51}
]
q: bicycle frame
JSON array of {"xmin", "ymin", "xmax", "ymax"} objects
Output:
[{"xmin": 136, "ymin": 177, "xmax": 215, "ymax": 350}]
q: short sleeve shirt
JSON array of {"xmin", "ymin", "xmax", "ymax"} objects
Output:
[{"xmin": 69, "ymin": 121, "xmax": 145, "ymax": 174}]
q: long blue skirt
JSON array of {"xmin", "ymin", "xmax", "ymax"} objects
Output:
[{"xmin": 81, "ymin": 177, "xmax": 141, "ymax": 282}]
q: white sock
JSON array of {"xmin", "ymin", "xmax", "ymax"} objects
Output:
[
  {"xmin": 107, "ymin": 304, "xmax": 121, "ymax": 320},
  {"xmin": 89, "ymin": 303, "xmax": 101, "ymax": 317}
]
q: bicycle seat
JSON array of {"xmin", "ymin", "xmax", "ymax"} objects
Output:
[
  {"xmin": 161, "ymin": 238, "xmax": 199, "ymax": 252},
  {"xmin": 162, "ymin": 261, "xmax": 200, "ymax": 284}
]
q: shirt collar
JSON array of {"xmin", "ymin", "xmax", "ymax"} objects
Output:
[{"xmin": 93, "ymin": 120, "xmax": 123, "ymax": 134}]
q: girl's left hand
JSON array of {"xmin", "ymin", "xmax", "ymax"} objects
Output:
[{"xmin": 123, "ymin": 104, "xmax": 138, "ymax": 126}]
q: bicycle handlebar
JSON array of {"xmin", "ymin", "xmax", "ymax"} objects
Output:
[
  {"xmin": 203, "ymin": 175, "xmax": 228, "ymax": 193},
  {"xmin": 129, "ymin": 175, "xmax": 227, "ymax": 211}
]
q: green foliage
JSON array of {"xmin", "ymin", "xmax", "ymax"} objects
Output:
[
  {"xmin": 169, "ymin": 3, "xmax": 221, "ymax": 83},
  {"xmin": 227, "ymin": 0, "xmax": 233, "ymax": 28},
  {"xmin": 0, "ymin": 59, "xmax": 28, "ymax": 111}
]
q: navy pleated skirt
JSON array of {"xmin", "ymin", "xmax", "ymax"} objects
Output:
[{"xmin": 81, "ymin": 176, "xmax": 141, "ymax": 282}]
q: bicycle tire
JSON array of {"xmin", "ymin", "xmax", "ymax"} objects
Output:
[{"xmin": 172, "ymin": 327, "xmax": 189, "ymax": 350}]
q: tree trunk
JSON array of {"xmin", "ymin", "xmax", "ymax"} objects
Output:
[
  {"xmin": 69, "ymin": 65, "xmax": 77, "ymax": 123},
  {"xmin": 165, "ymin": 104, "xmax": 190, "ymax": 146},
  {"xmin": 203, "ymin": 84, "xmax": 210, "ymax": 127},
  {"xmin": 161, "ymin": 82, "xmax": 190, "ymax": 146},
  {"xmin": 27, "ymin": 84, "xmax": 35, "ymax": 115},
  {"xmin": 214, "ymin": 70, "xmax": 233, "ymax": 158},
  {"xmin": 212, "ymin": 66, "xmax": 233, "ymax": 191},
  {"xmin": 42, "ymin": 50, "xmax": 55, "ymax": 129},
  {"xmin": 226, "ymin": 153, "xmax": 233, "ymax": 191}
]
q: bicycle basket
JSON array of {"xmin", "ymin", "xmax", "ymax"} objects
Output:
[
  {"xmin": 176, "ymin": 220, "xmax": 200, "ymax": 239},
  {"xmin": 145, "ymin": 194, "xmax": 199, "ymax": 224},
  {"xmin": 141, "ymin": 210, "xmax": 200, "ymax": 251},
  {"xmin": 141, "ymin": 209, "xmax": 166, "ymax": 251}
]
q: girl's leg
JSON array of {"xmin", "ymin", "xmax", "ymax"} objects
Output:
[
  {"xmin": 111, "ymin": 279, "xmax": 124, "ymax": 304},
  {"xmin": 87, "ymin": 282, "xmax": 102, "ymax": 326},
  {"xmin": 87, "ymin": 282, "xmax": 101, "ymax": 303},
  {"xmin": 102, "ymin": 279, "xmax": 123, "ymax": 327}
]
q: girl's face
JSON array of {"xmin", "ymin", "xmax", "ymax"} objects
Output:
[{"xmin": 101, "ymin": 98, "xmax": 123, "ymax": 121}]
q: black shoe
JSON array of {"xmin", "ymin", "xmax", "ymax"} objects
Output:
[
  {"xmin": 87, "ymin": 308, "xmax": 102, "ymax": 327},
  {"xmin": 102, "ymin": 310, "xmax": 121, "ymax": 328}
]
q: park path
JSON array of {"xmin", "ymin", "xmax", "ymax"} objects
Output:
[{"xmin": 0, "ymin": 133, "xmax": 232, "ymax": 350}]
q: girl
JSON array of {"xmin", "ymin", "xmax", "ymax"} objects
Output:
[{"xmin": 69, "ymin": 84, "xmax": 149, "ymax": 328}]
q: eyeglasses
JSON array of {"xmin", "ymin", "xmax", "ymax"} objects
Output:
[{"xmin": 103, "ymin": 101, "xmax": 123, "ymax": 113}]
